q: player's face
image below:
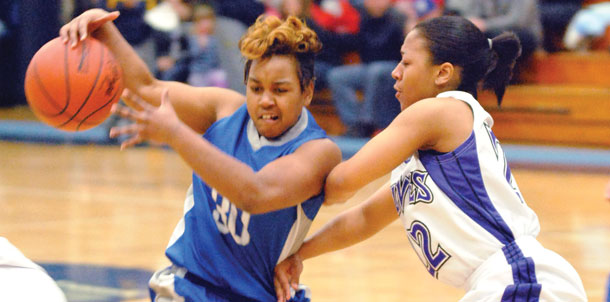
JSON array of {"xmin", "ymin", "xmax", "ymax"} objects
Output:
[
  {"xmin": 391, "ymin": 29, "xmax": 439, "ymax": 110},
  {"xmin": 246, "ymin": 55, "xmax": 313, "ymax": 139}
]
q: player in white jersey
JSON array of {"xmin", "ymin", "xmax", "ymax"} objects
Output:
[
  {"xmin": 274, "ymin": 16, "xmax": 587, "ymax": 302},
  {"xmin": 0, "ymin": 237, "xmax": 67, "ymax": 302},
  {"xmin": 60, "ymin": 10, "xmax": 342, "ymax": 302}
]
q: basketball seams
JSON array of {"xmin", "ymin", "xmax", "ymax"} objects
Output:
[
  {"xmin": 76, "ymin": 77, "xmax": 121, "ymax": 130},
  {"xmin": 30, "ymin": 62, "xmax": 66, "ymax": 117},
  {"xmin": 58, "ymin": 40, "xmax": 106, "ymax": 129},
  {"xmin": 62, "ymin": 41, "xmax": 72, "ymax": 116},
  {"xmin": 25, "ymin": 37, "xmax": 122, "ymax": 131}
]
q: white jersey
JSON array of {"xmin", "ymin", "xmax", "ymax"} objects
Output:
[
  {"xmin": 0, "ymin": 237, "xmax": 67, "ymax": 302},
  {"xmin": 390, "ymin": 91, "xmax": 586, "ymax": 301}
]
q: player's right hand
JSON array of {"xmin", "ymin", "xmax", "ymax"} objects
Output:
[
  {"xmin": 59, "ymin": 9, "xmax": 119, "ymax": 48},
  {"xmin": 274, "ymin": 254, "xmax": 304, "ymax": 302}
]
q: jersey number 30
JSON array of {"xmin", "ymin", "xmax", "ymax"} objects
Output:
[{"xmin": 212, "ymin": 189, "xmax": 251, "ymax": 246}]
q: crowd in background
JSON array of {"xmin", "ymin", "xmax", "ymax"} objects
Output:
[{"xmin": 1, "ymin": 0, "xmax": 607, "ymax": 137}]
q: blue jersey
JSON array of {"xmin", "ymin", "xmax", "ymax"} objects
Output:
[{"xmin": 165, "ymin": 104, "xmax": 328, "ymax": 301}]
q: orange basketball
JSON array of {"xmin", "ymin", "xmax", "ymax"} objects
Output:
[{"xmin": 24, "ymin": 37, "xmax": 123, "ymax": 131}]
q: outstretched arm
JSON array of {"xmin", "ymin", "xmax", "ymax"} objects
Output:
[
  {"xmin": 274, "ymin": 185, "xmax": 398, "ymax": 301},
  {"xmin": 324, "ymin": 100, "xmax": 436, "ymax": 204},
  {"xmin": 111, "ymin": 91, "xmax": 342, "ymax": 214},
  {"xmin": 324, "ymin": 97, "xmax": 473, "ymax": 205},
  {"xmin": 59, "ymin": 9, "xmax": 244, "ymax": 133}
]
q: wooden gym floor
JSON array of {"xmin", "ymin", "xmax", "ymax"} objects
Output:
[{"xmin": 1, "ymin": 140, "xmax": 609, "ymax": 301}]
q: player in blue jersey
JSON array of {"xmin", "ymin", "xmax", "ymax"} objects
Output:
[
  {"xmin": 275, "ymin": 16, "xmax": 587, "ymax": 302},
  {"xmin": 60, "ymin": 9, "xmax": 342, "ymax": 302}
]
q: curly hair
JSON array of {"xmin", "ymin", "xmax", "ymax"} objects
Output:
[{"xmin": 239, "ymin": 15, "xmax": 322, "ymax": 91}]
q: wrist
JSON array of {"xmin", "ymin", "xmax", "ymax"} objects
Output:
[
  {"xmin": 296, "ymin": 241, "xmax": 315, "ymax": 261},
  {"xmin": 165, "ymin": 119, "xmax": 190, "ymax": 148}
]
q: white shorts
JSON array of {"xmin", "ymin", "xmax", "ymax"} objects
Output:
[{"xmin": 461, "ymin": 236, "xmax": 587, "ymax": 302}]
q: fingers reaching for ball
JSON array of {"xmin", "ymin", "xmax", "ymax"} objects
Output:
[
  {"xmin": 110, "ymin": 88, "xmax": 183, "ymax": 150},
  {"xmin": 121, "ymin": 89, "xmax": 158, "ymax": 112},
  {"xmin": 111, "ymin": 103, "xmax": 148, "ymax": 124},
  {"xmin": 60, "ymin": 9, "xmax": 120, "ymax": 47}
]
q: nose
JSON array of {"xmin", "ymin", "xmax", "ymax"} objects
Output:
[
  {"xmin": 259, "ymin": 91, "xmax": 275, "ymax": 107},
  {"xmin": 391, "ymin": 64, "xmax": 401, "ymax": 81}
]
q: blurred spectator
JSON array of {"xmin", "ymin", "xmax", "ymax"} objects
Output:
[
  {"xmin": 71, "ymin": 0, "xmax": 98, "ymax": 17},
  {"xmin": 444, "ymin": 0, "xmax": 542, "ymax": 74},
  {"xmin": 327, "ymin": 0, "xmax": 403, "ymax": 137},
  {"xmin": 280, "ymin": 0, "xmax": 360, "ymax": 91},
  {"xmin": 538, "ymin": 0, "xmax": 582, "ymax": 52},
  {"xmin": 0, "ymin": 20, "xmax": 5, "ymax": 39},
  {"xmin": 310, "ymin": 0, "xmax": 361, "ymax": 34},
  {"xmin": 394, "ymin": 0, "xmax": 444, "ymax": 32},
  {"xmin": 563, "ymin": 2, "xmax": 610, "ymax": 51},
  {"xmin": 97, "ymin": 0, "xmax": 157, "ymax": 71},
  {"xmin": 153, "ymin": 0, "xmax": 194, "ymax": 82},
  {"xmin": 208, "ymin": 0, "xmax": 266, "ymax": 26},
  {"xmin": 154, "ymin": 2, "xmax": 229, "ymax": 89},
  {"xmin": 0, "ymin": 0, "xmax": 21, "ymax": 107},
  {"xmin": 184, "ymin": 4, "xmax": 227, "ymax": 87}
]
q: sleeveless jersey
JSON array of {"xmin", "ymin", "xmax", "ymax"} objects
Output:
[
  {"xmin": 390, "ymin": 91, "xmax": 540, "ymax": 288},
  {"xmin": 165, "ymin": 104, "xmax": 329, "ymax": 301}
]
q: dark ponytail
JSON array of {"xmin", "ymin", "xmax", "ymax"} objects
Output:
[
  {"xmin": 483, "ymin": 33, "xmax": 521, "ymax": 106},
  {"xmin": 414, "ymin": 16, "xmax": 521, "ymax": 106}
]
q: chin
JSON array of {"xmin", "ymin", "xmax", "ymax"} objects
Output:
[{"xmin": 258, "ymin": 128, "xmax": 282, "ymax": 140}]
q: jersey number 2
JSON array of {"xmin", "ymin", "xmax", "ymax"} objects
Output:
[
  {"xmin": 211, "ymin": 189, "xmax": 251, "ymax": 246},
  {"xmin": 407, "ymin": 221, "xmax": 450, "ymax": 278}
]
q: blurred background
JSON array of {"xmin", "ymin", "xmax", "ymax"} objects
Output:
[{"xmin": 1, "ymin": 0, "xmax": 610, "ymax": 301}]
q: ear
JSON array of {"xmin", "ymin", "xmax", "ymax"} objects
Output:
[
  {"xmin": 302, "ymin": 81, "xmax": 314, "ymax": 107},
  {"xmin": 434, "ymin": 62, "xmax": 455, "ymax": 86}
]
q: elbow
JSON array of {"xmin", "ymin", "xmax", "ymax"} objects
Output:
[
  {"xmin": 324, "ymin": 169, "xmax": 355, "ymax": 205},
  {"xmin": 235, "ymin": 192, "xmax": 259, "ymax": 214},
  {"xmin": 235, "ymin": 183, "xmax": 270, "ymax": 214}
]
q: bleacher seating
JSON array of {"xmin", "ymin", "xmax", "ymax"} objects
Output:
[{"xmin": 309, "ymin": 49, "xmax": 610, "ymax": 146}]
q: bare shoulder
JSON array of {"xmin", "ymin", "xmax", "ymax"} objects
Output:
[
  {"xmin": 391, "ymin": 97, "xmax": 473, "ymax": 152},
  {"xmin": 192, "ymin": 86, "xmax": 245, "ymax": 120},
  {"xmin": 394, "ymin": 97, "xmax": 471, "ymax": 125}
]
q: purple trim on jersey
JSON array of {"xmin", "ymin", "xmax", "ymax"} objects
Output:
[
  {"xmin": 501, "ymin": 241, "xmax": 541, "ymax": 302},
  {"xmin": 419, "ymin": 132, "xmax": 515, "ymax": 244}
]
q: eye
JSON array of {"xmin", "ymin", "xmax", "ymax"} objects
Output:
[
  {"xmin": 250, "ymin": 85, "xmax": 262, "ymax": 93},
  {"xmin": 274, "ymin": 88, "xmax": 288, "ymax": 94}
]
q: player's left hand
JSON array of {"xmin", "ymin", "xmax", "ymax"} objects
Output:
[
  {"xmin": 274, "ymin": 254, "xmax": 303, "ymax": 302},
  {"xmin": 109, "ymin": 88, "xmax": 183, "ymax": 150}
]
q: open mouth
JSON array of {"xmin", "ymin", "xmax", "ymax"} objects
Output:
[{"xmin": 260, "ymin": 114, "xmax": 279, "ymax": 121}]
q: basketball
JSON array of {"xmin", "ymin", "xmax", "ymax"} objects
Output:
[{"xmin": 24, "ymin": 37, "xmax": 123, "ymax": 131}]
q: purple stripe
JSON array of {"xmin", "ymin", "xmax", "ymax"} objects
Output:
[
  {"xmin": 501, "ymin": 283, "xmax": 542, "ymax": 302},
  {"xmin": 501, "ymin": 241, "xmax": 541, "ymax": 302},
  {"xmin": 420, "ymin": 133, "xmax": 515, "ymax": 244}
]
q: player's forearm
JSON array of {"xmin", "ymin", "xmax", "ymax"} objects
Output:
[
  {"xmin": 297, "ymin": 206, "xmax": 374, "ymax": 260},
  {"xmin": 168, "ymin": 122, "xmax": 268, "ymax": 213},
  {"xmin": 92, "ymin": 21, "xmax": 157, "ymax": 98}
]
